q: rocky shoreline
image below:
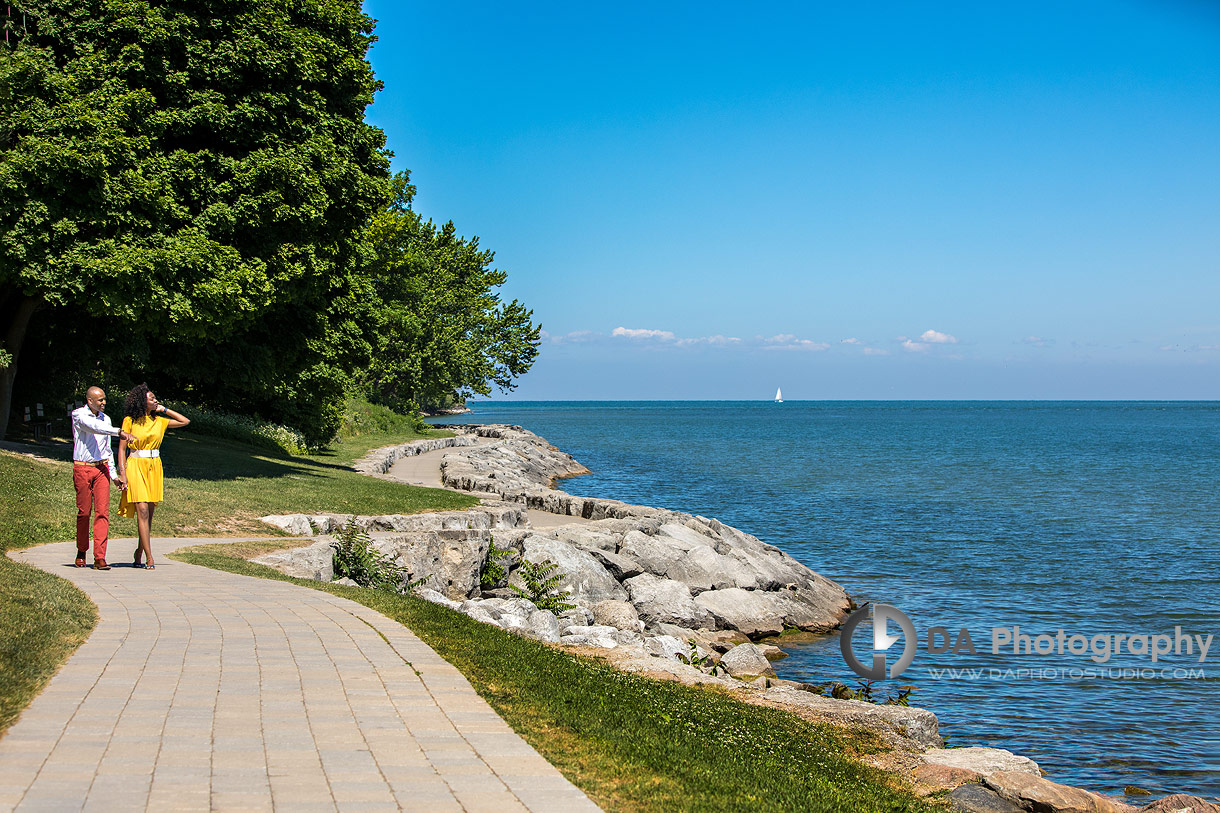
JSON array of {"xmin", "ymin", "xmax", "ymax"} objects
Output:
[{"xmin": 255, "ymin": 424, "xmax": 1217, "ymax": 813}]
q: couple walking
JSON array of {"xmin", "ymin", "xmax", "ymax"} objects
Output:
[{"xmin": 71, "ymin": 383, "xmax": 189, "ymax": 570}]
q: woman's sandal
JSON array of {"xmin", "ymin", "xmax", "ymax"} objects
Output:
[
  {"xmin": 133, "ymin": 553, "xmax": 145, "ymax": 569},
  {"xmin": 145, "ymin": 562, "xmax": 155, "ymax": 570}
]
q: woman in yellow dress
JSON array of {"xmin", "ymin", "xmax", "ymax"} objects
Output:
[{"xmin": 117, "ymin": 384, "xmax": 190, "ymax": 569}]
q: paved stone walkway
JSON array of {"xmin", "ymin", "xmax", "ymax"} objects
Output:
[{"xmin": 0, "ymin": 539, "xmax": 601, "ymax": 812}]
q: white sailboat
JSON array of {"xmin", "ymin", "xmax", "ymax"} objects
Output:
[{"xmin": 774, "ymin": 387, "xmax": 783, "ymax": 403}]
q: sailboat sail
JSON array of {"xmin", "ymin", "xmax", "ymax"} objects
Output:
[{"xmin": 774, "ymin": 387, "xmax": 783, "ymax": 403}]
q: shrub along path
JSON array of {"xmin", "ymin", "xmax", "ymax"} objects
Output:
[{"xmin": 0, "ymin": 538, "xmax": 600, "ymax": 812}]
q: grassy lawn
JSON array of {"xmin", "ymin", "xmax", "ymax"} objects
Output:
[
  {"xmin": 0, "ymin": 425, "xmax": 475, "ymax": 738},
  {"xmin": 174, "ymin": 540, "xmax": 938, "ymax": 813}
]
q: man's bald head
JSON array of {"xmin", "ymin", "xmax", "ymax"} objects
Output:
[{"xmin": 85, "ymin": 387, "xmax": 107, "ymax": 414}]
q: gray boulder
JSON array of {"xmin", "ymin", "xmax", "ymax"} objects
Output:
[
  {"xmin": 590, "ymin": 600, "xmax": 642, "ymax": 631},
  {"xmin": 514, "ymin": 536, "xmax": 628, "ymax": 605},
  {"xmin": 624, "ymin": 573, "xmax": 713, "ymax": 629},
  {"xmin": 921, "ymin": 747, "xmax": 1040, "ymax": 777},
  {"xmin": 460, "ymin": 604, "xmax": 500, "ymax": 626},
  {"xmin": 618, "ymin": 531, "xmax": 685, "ymax": 575},
  {"xmin": 525, "ymin": 609, "xmax": 562, "ymax": 643},
  {"xmin": 762, "ymin": 685, "xmax": 941, "ymax": 748},
  {"xmin": 693, "ymin": 588, "xmax": 787, "ymax": 637},
  {"xmin": 497, "ymin": 612, "xmax": 530, "ymax": 632},
  {"xmin": 948, "ymin": 784, "xmax": 1024, "ymax": 813},
  {"xmin": 415, "ymin": 588, "xmax": 461, "ymax": 611},
  {"xmin": 656, "ymin": 522, "xmax": 718, "ymax": 551},
  {"xmin": 551, "ymin": 527, "xmax": 620, "ymax": 552},
  {"xmin": 375, "ymin": 530, "xmax": 489, "ymax": 600},
  {"xmin": 614, "ymin": 628, "xmax": 645, "ymax": 646},
  {"xmin": 252, "ymin": 539, "xmax": 334, "ymax": 582},
  {"xmin": 644, "ymin": 635, "xmax": 688, "ymax": 662},
  {"xmin": 560, "ymin": 628, "xmax": 619, "ymax": 648},
  {"xmin": 719, "ymin": 643, "xmax": 775, "ymax": 678},
  {"xmin": 559, "ymin": 605, "xmax": 593, "ymax": 627},
  {"xmin": 481, "ymin": 596, "xmax": 539, "ymax": 618},
  {"xmin": 665, "ymin": 545, "xmax": 754, "ymax": 593},
  {"xmin": 460, "ymin": 599, "xmax": 498, "ymax": 618},
  {"xmin": 695, "ymin": 586, "xmax": 848, "ymax": 637},
  {"xmin": 588, "ymin": 549, "xmax": 644, "ymax": 581},
  {"xmin": 259, "ymin": 514, "xmax": 316, "ymax": 537}
]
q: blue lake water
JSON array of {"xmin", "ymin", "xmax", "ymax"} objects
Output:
[{"xmin": 431, "ymin": 401, "xmax": 1220, "ymax": 798}]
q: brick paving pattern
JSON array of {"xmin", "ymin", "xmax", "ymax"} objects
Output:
[{"xmin": 0, "ymin": 539, "xmax": 601, "ymax": 812}]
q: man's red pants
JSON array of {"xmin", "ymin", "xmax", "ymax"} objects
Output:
[{"xmin": 73, "ymin": 463, "xmax": 110, "ymax": 559}]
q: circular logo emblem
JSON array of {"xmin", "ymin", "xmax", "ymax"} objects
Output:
[{"xmin": 840, "ymin": 603, "xmax": 916, "ymax": 679}]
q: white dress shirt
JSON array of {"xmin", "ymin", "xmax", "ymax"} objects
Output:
[{"xmin": 72, "ymin": 406, "xmax": 120, "ymax": 480}]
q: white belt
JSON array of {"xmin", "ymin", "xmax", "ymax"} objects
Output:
[{"xmin": 129, "ymin": 449, "xmax": 160, "ymax": 458}]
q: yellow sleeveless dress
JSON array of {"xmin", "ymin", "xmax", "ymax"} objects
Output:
[{"xmin": 119, "ymin": 415, "xmax": 169, "ymax": 516}]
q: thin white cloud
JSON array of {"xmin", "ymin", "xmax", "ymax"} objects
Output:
[
  {"xmin": 676, "ymin": 335, "xmax": 742, "ymax": 346},
  {"xmin": 840, "ymin": 337, "xmax": 862, "ymax": 345},
  {"xmin": 549, "ymin": 330, "xmax": 599, "ymax": 345},
  {"xmin": 919, "ymin": 329, "xmax": 958, "ymax": 344},
  {"xmin": 862, "ymin": 347, "xmax": 889, "ymax": 356},
  {"xmin": 1022, "ymin": 336, "xmax": 1052, "ymax": 347},
  {"xmin": 762, "ymin": 333, "xmax": 829, "ymax": 351},
  {"xmin": 897, "ymin": 329, "xmax": 958, "ymax": 353},
  {"xmin": 612, "ymin": 327, "xmax": 676, "ymax": 341},
  {"xmin": 594, "ymin": 326, "xmax": 831, "ymax": 351}
]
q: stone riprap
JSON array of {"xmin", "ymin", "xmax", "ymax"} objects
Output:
[
  {"xmin": 257, "ymin": 507, "xmax": 851, "ymax": 638},
  {"xmin": 263, "ymin": 425, "xmax": 851, "ymax": 638},
  {"xmin": 259, "ymin": 503, "xmax": 528, "ymax": 537},
  {"xmin": 436, "ymin": 424, "xmax": 592, "ymax": 496}
]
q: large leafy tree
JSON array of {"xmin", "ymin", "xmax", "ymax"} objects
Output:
[
  {"xmin": 0, "ymin": 0, "xmax": 390, "ymax": 440},
  {"xmin": 360, "ymin": 173, "xmax": 541, "ymax": 413}
]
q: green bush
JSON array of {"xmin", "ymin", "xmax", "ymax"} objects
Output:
[
  {"xmin": 337, "ymin": 396, "xmax": 426, "ymax": 439},
  {"xmin": 480, "ymin": 535, "xmax": 512, "ymax": 588},
  {"xmin": 330, "ymin": 520, "xmax": 405, "ymax": 591},
  {"xmin": 171, "ymin": 404, "xmax": 314, "ymax": 456}
]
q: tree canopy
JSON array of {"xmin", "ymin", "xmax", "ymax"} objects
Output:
[
  {"xmin": 359, "ymin": 173, "xmax": 541, "ymax": 414},
  {"xmin": 1, "ymin": 1, "xmax": 540, "ymax": 442}
]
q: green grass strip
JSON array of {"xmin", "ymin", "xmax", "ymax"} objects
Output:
[
  {"xmin": 0, "ymin": 556, "xmax": 96, "ymax": 736},
  {"xmin": 0, "ymin": 452, "xmax": 99, "ymax": 735},
  {"xmin": 175, "ymin": 543, "xmax": 937, "ymax": 813}
]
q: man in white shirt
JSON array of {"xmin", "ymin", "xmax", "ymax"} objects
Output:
[{"xmin": 72, "ymin": 387, "xmax": 134, "ymax": 570}]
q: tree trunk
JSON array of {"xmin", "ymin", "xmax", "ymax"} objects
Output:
[{"xmin": 0, "ymin": 294, "xmax": 42, "ymax": 438}]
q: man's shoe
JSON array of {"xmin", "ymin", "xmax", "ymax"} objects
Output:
[
  {"xmin": 92, "ymin": 559, "xmax": 111, "ymax": 571},
  {"xmin": 75, "ymin": 553, "xmax": 87, "ymax": 567}
]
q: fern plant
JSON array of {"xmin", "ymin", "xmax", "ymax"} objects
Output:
[
  {"xmin": 480, "ymin": 535, "xmax": 512, "ymax": 588},
  {"xmin": 510, "ymin": 558, "xmax": 575, "ymax": 613},
  {"xmin": 331, "ymin": 520, "xmax": 406, "ymax": 591}
]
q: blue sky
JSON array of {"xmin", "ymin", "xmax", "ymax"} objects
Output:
[{"xmin": 362, "ymin": 1, "xmax": 1220, "ymax": 399}]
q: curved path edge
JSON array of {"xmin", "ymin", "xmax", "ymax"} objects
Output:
[{"xmin": 0, "ymin": 538, "xmax": 600, "ymax": 812}]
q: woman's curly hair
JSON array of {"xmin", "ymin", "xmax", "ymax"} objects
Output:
[{"xmin": 124, "ymin": 382, "xmax": 153, "ymax": 424}]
